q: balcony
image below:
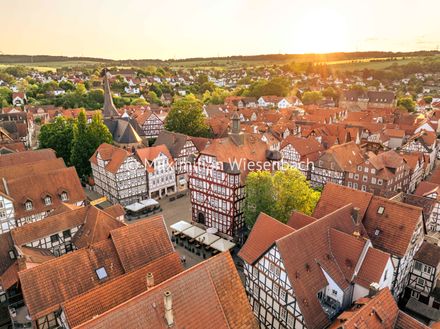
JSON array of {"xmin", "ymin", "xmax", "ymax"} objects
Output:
[
  {"xmin": 318, "ymin": 295, "xmax": 342, "ymax": 320},
  {"xmin": 8, "ymin": 301, "xmax": 32, "ymax": 328}
]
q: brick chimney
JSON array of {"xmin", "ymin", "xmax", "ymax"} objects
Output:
[
  {"xmin": 146, "ymin": 272, "xmax": 154, "ymax": 289},
  {"xmin": 368, "ymin": 282, "xmax": 380, "ymax": 297},
  {"xmin": 352, "ymin": 207, "xmax": 361, "ymax": 237},
  {"xmin": 164, "ymin": 291, "xmax": 174, "ymax": 327}
]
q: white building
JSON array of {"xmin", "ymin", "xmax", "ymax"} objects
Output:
[{"xmin": 136, "ymin": 145, "xmax": 176, "ymax": 199}]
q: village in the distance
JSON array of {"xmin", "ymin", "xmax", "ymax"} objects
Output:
[{"xmin": 0, "ymin": 50, "xmax": 440, "ymax": 329}]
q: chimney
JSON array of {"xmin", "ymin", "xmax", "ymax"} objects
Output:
[
  {"xmin": 368, "ymin": 282, "xmax": 380, "ymax": 298},
  {"xmin": 164, "ymin": 291, "xmax": 174, "ymax": 327},
  {"xmin": 146, "ymin": 272, "xmax": 154, "ymax": 289}
]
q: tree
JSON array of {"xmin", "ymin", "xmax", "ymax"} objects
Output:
[
  {"xmin": 244, "ymin": 171, "xmax": 275, "ymax": 228},
  {"xmin": 38, "ymin": 116, "xmax": 75, "ymax": 166},
  {"xmin": 243, "ymin": 166, "xmax": 320, "ymax": 228},
  {"xmin": 165, "ymin": 94, "xmax": 210, "ymax": 137},
  {"xmin": 272, "ymin": 168, "xmax": 320, "ymax": 221},
  {"xmin": 397, "ymin": 96, "xmax": 416, "ymax": 112},
  {"xmin": 70, "ymin": 110, "xmax": 112, "ymax": 179},
  {"xmin": 424, "ymin": 96, "xmax": 433, "ymax": 104},
  {"xmin": 70, "ymin": 111, "xmax": 90, "ymax": 179},
  {"xmin": 0, "ymin": 87, "xmax": 12, "ymax": 107},
  {"xmin": 302, "ymin": 91, "xmax": 323, "ymax": 105},
  {"xmin": 131, "ymin": 97, "xmax": 148, "ymax": 105}
]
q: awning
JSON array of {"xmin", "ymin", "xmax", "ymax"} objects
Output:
[
  {"xmin": 170, "ymin": 220, "xmax": 192, "ymax": 233},
  {"xmin": 125, "ymin": 202, "xmax": 146, "ymax": 212},
  {"xmin": 140, "ymin": 199, "xmax": 159, "ymax": 207},
  {"xmin": 196, "ymin": 233, "xmax": 220, "ymax": 246},
  {"xmin": 211, "ymin": 238, "xmax": 235, "ymax": 252},
  {"xmin": 182, "ymin": 226, "xmax": 205, "ymax": 239}
]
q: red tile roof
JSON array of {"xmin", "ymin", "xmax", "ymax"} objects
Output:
[
  {"xmin": 62, "ymin": 252, "xmax": 184, "ymax": 327},
  {"xmin": 330, "ymin": 288, "xmax": 428, "ymax": 329},
  {"xmin": 287, "ymin": 211, "xmax": 316, "ymax": 230},
  {"xmin": 238, "ymin": 212, "xmax": 294, "ymax": 264},
  {"xmin": 354, "ymin": 247, "xmax": 391, "ymax": 289},
  {"xmin": 313, "ymin": 183, "xmax": 373, "ymax": 219},
  {"xmin": 74, "ymin": 252, "xmax": 259, "ymax": 329},
  {"xmin": 90, "ymin": 143, "xmax": 130, "ymax": 174}
]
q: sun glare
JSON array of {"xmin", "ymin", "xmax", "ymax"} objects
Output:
[{"xmin": 290, "ymin": 8, "xmax": 350, "ymax": 53}]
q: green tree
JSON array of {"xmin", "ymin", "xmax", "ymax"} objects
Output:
[
  {"xmin": 243, "ymin": 166, "xmax": 320, "ymax": 228},
  {"xmin": 38, "ymin": 116, "xmax": 75, "ymax": 166},
  {"xmin": 0, "ymin": 87, "xmax": 12, "ymax": 107},
  {"xmin": 244, "ymin": 171, "xmax": 275, "ymax": 228},
  {"xmin": 165, "ymin": 94, "xmax": 210, "ymax": 137},
  {"xmin": 424, "ymin": 96, "xmax": 433, "ymax": 104},
  {"xmin": 302, "ymin": 91, "xmax": 323, "ymax": 105},
  {"xmin": 131, "ymin": 97, "xmax": 148, "ymax": 105},
  {"xmin": 70, "ymin": 110, "xmax": 90, "ymax": 179},
  {"xmin": 397, "ymin": 96, "xmax": 416, "ymax": 112},
  {"xmin": 272, "ymin": 167, "xmax": 320, "ymax": 221}
]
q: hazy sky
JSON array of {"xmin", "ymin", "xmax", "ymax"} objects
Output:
[{"xmin": 1, "ymin": 0, "xmax": 439, "ymax": 59}]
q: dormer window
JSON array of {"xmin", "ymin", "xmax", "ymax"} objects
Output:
[
  {"xmin": 61, "ymin": 192, "xmax": 68, "ymax": 201},
  {"xmin": 25, "ymin": 201, "xmax": 33, "ymax": 211},
  {"xmin": 377, "ymin": 206, "xmax": 385, "ymax": 215},
  {"xmin": 8, "ymin": 249, "xmax": 15, "ymax": 260},
  {"xmin": 44, "ymin": 196, "xmax": 52, "ymax": 206}
]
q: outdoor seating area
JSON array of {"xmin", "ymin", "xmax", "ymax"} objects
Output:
[
  {"xmin": 170, "ymin": 220, "xmax": 236, "ymax": 259},
  {"xmin": 125, "ymin": 199, "xmax": 162, "ymax": 220}
]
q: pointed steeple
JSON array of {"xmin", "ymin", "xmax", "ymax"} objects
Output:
[
  {"xmin": 229, "ymin": 111, "xmax": 244, "ymax": 145},
  {"xmin": 102, "ymin": 68, "xmax": 120, "ymax": 118}
]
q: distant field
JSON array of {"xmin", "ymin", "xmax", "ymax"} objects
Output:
[
  {"xmin": 0, "ymin": 55, "xmax": 438, "ymax": 72},
  {"xmin": 0, "ymin": 60, "xmax": 101, "ymax": 72}
]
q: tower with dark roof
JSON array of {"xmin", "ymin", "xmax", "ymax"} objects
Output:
[{"xmin": 102, "ymin": 69, "xmax": 120, "ymax": 118}]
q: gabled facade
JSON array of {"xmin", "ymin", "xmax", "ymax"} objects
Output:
[
  {"xmin": 239, "ymin": 208, "xmax": 394, "ymax": 329},
  {"xmin": 90, "ymin": 143, "xmax": 147, "ymax": 206}
]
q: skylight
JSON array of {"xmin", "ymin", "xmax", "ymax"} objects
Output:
[
  {"xmin": 95, "ymin": 267, "xmax": 108, "ymax": 280},
  {"xmin": 377, "ymin": 206, "xmax": 385, "ymax": 215}
]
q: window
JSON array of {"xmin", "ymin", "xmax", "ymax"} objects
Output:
[
  {"xmin": 332, "ymin": 289, "xmax": 338, "ymax": 296},
  {"xmin": 375, "ymin": 229, "xmax": 381, "ymax": 236},
  {"xmin": 44, "ymin": 196, "xmax": 52, "ymax": 206},
  {"xmin": 61, "ymin": 192, "xmax": 68, "ymax": 201},
  {"xmin": 364, "ymin": 167, "xmax": 369, "ymax": 173},
  {"xmin": 348, "ymin": 173, "xmax": 353, "ymax": 179},
  {"xmin": 378, "ymin": 179, "xmax": 383, "ymax": 185},
  {"xmin": 411, "ymin": 290, "xmax": 420, "ymax": 299},
  {"xmin": 348, "ymin": 182, "xmax": 352, "ymax": 188},
  {"xmin": 362, "ymin": 176, "xmax": 368, "ymax": 182},
  {"xmin": 96, "ymin": 267, "xmax": 108, "ymax": 280},
  {"xmin": 377, "ymin": 206, "xmax": 385, "ymax": 215},
  {"xmin": 8, "ymin": 249, "xmax": 15, "ymax": 260},
  {"xmin": 0, "ymin": 201, "xmax": 4, "ymax": 208},
  {"xmin": 384, "ymin": 270, "xmax": 388, "ymax": 281},
  {"xmin": 417, "ymin": 277, "xmax": 425, "ymax": 286},
  {"xmin": 354, "ymin": 174, "xmax": 359, "ymax": 180},
  {"xmin": 273, "ymin": 283, "xmax": 280, "ymax": 296},
  {"xmin": 357, "ymin": 166, "xmax": 362, "ymax": 171},
  {"xmin": 361, "ymin": 185, "xmax": 367, "ymax": 192},
  {"xmin": 280, "ymin": 288, "xmax": 287, "ymax": 302},
  {"xmin": 50, "ymin": 234, "xmax": 59, "ymax": 243},
  {"xmin": 25, "ymin": 201, "xmax": 33, "ymax": 211},
  {"xmin": 0, "ymin": 211, "xmax": 5, "ymax": 220},
  {"xmin": 371, "ymin": 177, "xmax": 377, "ymax": 184},
  {"xmin": 63, "ymin": 230, "xmax": 71, "ymax": 239},
  {"xmin": 280, "ymin": 307, "xmax": 287, "ymax": 320},
  {"xmin": 424, "ymin": 265, "xmax": 432, "ymax": 274},
  {"xmin": 371, "ymin": 169, "xmax": 376, "ymax": 174}
]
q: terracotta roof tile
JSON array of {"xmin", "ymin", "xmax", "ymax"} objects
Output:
[
  {"xmin": 90, "ymin": 143, "xmax": 130, "ymax": 174},
  {"xmin": 62, "ymin": 252, "xmax": 184, "ymax": 327},
  {"xmin": 287, "ymin": 211, "xmax": 316, "ymax": 230},
  {"xmin": 354, "ymin": 247, "xmax": 391, "ymax": 289},
  {"xmin": 110, "ymin": 215, "xmax": 174, "ymax": 272},
  {"xmin": 74, "ymin": 253, "xmax": 259, "ymax": 329},
  {"xmin": 238, "ymin": 212, "xmax": 294, "ymax": 264},
  {"xmin": 0, "ymin": 149, "xmax": 56, "ymax": 167}
]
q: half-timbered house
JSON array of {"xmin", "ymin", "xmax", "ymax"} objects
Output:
[
  {"xmin": 189, "ymin": 113, "xmax": 275, "ymax": 237},
  {"xmin": 310, "ymin": 142, "xmax": 364, "ymax": 188},
  {"xmin": 135, "ymin": 110, "xmax": 165, "ymax": 139},
  {"xmin": 90, "ymin": 143, "xmax": 147, "ymax": 206},
  {"xmin": 239, "ymin": 206, "xmax": 393, "ymax": 329},
  {"xmin": 136, "ymin": 145, "xmax": 176, "ymax": 199},
  {"xmin": 154, "ymin": 131, "xmax": 208, "ymax": 191},
  {"xmin": 401, "ymin": 130, "xmax": 438, "ymax": 172},
  {"xmin": 280, "ymin": 136, "xmax": 323, "ymax": 178},
  {"xmin": 403, "ymin": 152, "xmax": 425, "ymax": 193},
  {"xmin": 405, "ymin": 242, "xmax": 440, "ymax": 311},
  {"xmin": 313, "ymin": 183, "xmax": 425, "ymax": 299},
  {"xmin": 415, "ymin": 181, "xmax": 440, "ymax": 232},
  {"xmin": 16, "ymin": 216, "xmax": 175, "ymax": 329}
]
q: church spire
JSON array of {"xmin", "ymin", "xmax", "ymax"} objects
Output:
[{"xmin": 101, "ymin": 68, "xmax": 119, "ymax": 118}]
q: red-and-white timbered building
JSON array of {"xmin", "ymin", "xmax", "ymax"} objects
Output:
[
  {"xmin": 239, "ymin": 207, "xmax": 393, "ymax": 329},
  {"xmin": 189, "ymin": 113, "xmax": 274, "ymax": 237}
]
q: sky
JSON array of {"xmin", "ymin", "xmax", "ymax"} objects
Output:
[{"xmin": 1, "ymin": 0, "xmax": 440, "ymax": 60}]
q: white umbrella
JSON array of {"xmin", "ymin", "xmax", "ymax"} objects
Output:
[
  {"xmin": 125, "ymin": 202, "xmax": 146, "ymax": 212},
  {"xmin": 196, "ymin": 232, "xmax": 220, "ymax": 245},
  {"xmin": 182, "ymin": 226, "xmax": 205, "ymax": 239},
  {"xmin": 170, "ymin": 220, "xmax": 192, "ymax": 233},
  {"xmin": 140, "ymin": 199, "xmax": 159, "ymax": 207},
  {"xmin": 211, "ymin": 238, "xmax": 235, "ymax": 252},
  {"xmin": 206, "ymin": 227, "xmax": 218, "ymax": 234}
]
